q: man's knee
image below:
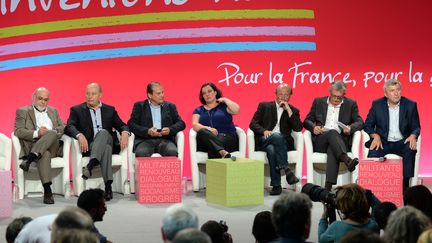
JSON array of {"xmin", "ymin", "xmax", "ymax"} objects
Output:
[
  {"xmin": 44, "ymin": 130, "xmax": 57, "ymax": 138},
  {"xmin": 135, "ymin": 145, "xmax": 153, "ymax": 157},
  {"xmin": 367, "ymin": 149, "xmax": 385, "ymax": 158}
]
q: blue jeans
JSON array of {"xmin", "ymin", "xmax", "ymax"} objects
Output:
[{"xmin": 259, "ymin": 133, "xmax": 289, "ymax": 187}]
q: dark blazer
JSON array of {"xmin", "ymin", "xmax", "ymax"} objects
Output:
[
  {"xmin": 303, "ymin": 96, "xmax": 364, "ymax": 149},
  {"xmin": 127, "ymin": 100, "xmax": 185, "ymax": 151},
  {"xmin": 364, "ymin": 96, "xmax": 420, "ymax": 141},
  {"xmin": 249, "ymin": 101, "xmax": 302, "ymax": 151},
  {"xmin": 65, "ymin": 103, "xmax": 129, "ymax": 155}
]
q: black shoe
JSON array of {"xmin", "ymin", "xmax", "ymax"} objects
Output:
[
  {"xmin": 104, "ymin": 186, "xmax": 113, "ymax": 201},
  {"xmin": 346, "ymin": 158, "xmax": 359, "ymax": 172},
  {"xmin": 19, "ymin": 153, "xmax": 39, "ymax": 172},
  {"xmin": 19, "ymin": 161, "xmax": 31, "ymax": 172},
  {"xmin": 223, "ymin": 153, "xmax": 231, "ymax": 159},
  {"xmin": 286, "ymin": 171, "xmax": 300, "ymax": 185},
  {"xmin": 43, "ymin": 192, "xmax": 54, "ymax": 204},
  {"xmin": 82, "ymin": 166, "xmax": 92, "ymax": 180},
  {"xmin": 269, "ymin": 186, "xmax": 282, "ymax": 196}
]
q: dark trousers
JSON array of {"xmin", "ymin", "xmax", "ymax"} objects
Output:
[
  {"xmin": 258, "ymin": 133, "xmax": 289, "ymax": 187},
  {"xmin": 135, "ymin": 138, "xmax": 178, "ymax": 157},
  {"xmin": 196, "ymin": 129, "xmax": 238, "ymax": 159},
  {"xmin": 313, "ymin": 130, "xmax": 348, "ymax": 184}
]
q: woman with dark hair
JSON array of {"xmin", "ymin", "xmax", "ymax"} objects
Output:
[
  {"xmin": 403, "ymin": 185, "xmax": 432, "ymax": 220},
  {"xmin": 192, "ymin": 82, "xmax": 240, "ymax": 158},
  {"xmin": 319, "ymin": 183, "xmax": 379, "ymax": 243}
]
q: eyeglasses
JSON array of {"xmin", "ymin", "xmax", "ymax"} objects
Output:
[
  {"xmin": 330, "ymin": 94, "xmax": 344, "ymax": 100},
  {"xmin": 37, "ymin": 96, "xmax": 49, "ymax": 102}
]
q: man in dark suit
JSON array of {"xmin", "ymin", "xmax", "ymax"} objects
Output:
[
  {"xmin": 304, "ymin": 81, "xmax": 363, "ymax": 191},
  {"xmin": 250, "ymin": 84, "xmax": 302, "ymax": 195},
  {"xmin": 14, "ymin": 87, "xmax": 65, "ymax": 204},
  {"xmin": 65, "ymin": 83, "xmax": 129, "ymax": 201},
  {"xmin": 128, "ymin": 82, "xmax": 185, "ymax": 157},
  {"xmin": 364, "ymin": 79, "xmax": 420, "ymax": 192}
]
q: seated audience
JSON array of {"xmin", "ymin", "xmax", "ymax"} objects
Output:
[
  {"xmin": 192, "ymin": 82, "xmax": 240, "ymax": 159},
  {"xmin": 384, "ymin": 206, "xmax": 430, "ymax": 243},
  {"xmin": 172, "ymin": 228, "xmax": 212, "ymax": 243},
  {"xmin": 340, "ymin": 229, "xmax": 384, "ymax": 243},
  {"xmin": 404, "ymin": 185, "xmax": 432, "ymax": 220},
  {"xmin": 252, "ymin": 211, "xmax": 278, "ymax": 243},
  {"xmin": 417, "ymin": 228, "xmax": 432, "ymax": 243},
  {"xmin": 200, "ymin": 220, "xmax": 232, "ymax": 243},
  {"xmin": 14, "ymin": 214, "xmax": 58, "ymax": 243},
  {"xmin": 51, "ymin": 228, "xmax": 98, "ymax": 243},
  {"xmin": 5, "ymin": 217, "xmax": 32, "ymax": 243},
  {"xmin": 50, "ymin": 207, "xmax": 94, "ymax": 243},
  {"xmin": 373, "ymin": 201, "xmax": 397, "ymax": 231},
  {"xmin": 161, "ymin": 203, "xmax": 199, "ymax": 242},
  {"xmin": 319, "ymin": 183, "xmax": 379, "ymax": 243},
  {"xmin": 272, "ymin": 191, "xmax": 313, "ymax": 242},
  {"xmin": 77, "ymin": 188, "xmax": 112, "ymax": 243}
]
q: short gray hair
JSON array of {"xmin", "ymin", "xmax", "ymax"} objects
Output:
[
  {"xmin": 172, "ymin": 228, "xmax": 211, "ymax": 243},
  {"xmin": 329, "ymin": 81, "xmax": 346, "ymax": 94},
  {"xmin": 384, "ymin": 79, "xmax": 402, "ymax": 91},
  {"xmin": 162, "ymin": 204, "xmax": 199, "ymax": 240},
  {"xmin": 384, "ymin": 206, "xmax": 430, "ymax": 243}
]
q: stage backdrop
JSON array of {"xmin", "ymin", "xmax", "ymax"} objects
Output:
[{"xmin": 1, "ymin": 0, "xmax": 431, "ymax": 178}]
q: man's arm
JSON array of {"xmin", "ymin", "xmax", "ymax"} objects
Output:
[
  {"xmin": 364, "ymin": 101, "xmax": 378, "ymax": 136},
  {"xmin": 52, "ymin": 108, "xmax": 65, "ymax": 138},
  {"xmin": 303, "ymin": 98, "xmax": 319, "ymax": 132},
  {"xmin": 166, "ymin": 103, "xmax": 186, "ymax": 136},
  {"xmin": 127, "ymin": 102, "xmax": 151, "ymax": 138},
  {"xmin": 65, "ymin": 107, "xmax": 82, "ymax": 139},
  {"xmin": 249, "ymin": 103, "xmax": 267, "ymax": 136},
  {"xmin": 14, "ymin": 108, "xmax": 35, "ymax": 141},
  {"xmin": 409, "ymin": 102, "xmax": 421, "ymax": 138},
  {"xmin": 348, "ymin": 101, "xmax": 364, "ymax": 134},
  {"xmin": 287, "ymin": 105, "xmax": 303, "ymax": 132}
]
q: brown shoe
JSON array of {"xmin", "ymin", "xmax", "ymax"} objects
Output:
[
  {"xmin": 269, "ymin": 186, "xmax": 282, "ymax": 196},
  {"xmin": 286, "ymin": 171, "xmax": 300, "ymax": 185},
  {"xmin": 43, "ymin": 192, "xmax": 54, "ymax": 204}
]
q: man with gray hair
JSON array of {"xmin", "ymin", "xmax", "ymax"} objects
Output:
[
  {"xmin": 14, "ymin": 87, "xmax": 65, "ymax": 204},
  {"xmin": 364, "ymin": 79, "xmax": 420, "ymax": 192},
  {"xmin": 161, "ymin": 203, "xmax": 199, "ymax": 242},
  {"xmin": 272, "ymin": 191, "xmax": 313, "ymax": 242},
  {"xmin": 304, "ymin": 81, "xmax": 364, "ymax": 190}
]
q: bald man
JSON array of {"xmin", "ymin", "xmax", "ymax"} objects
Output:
[
  {"xmin": 14, "ymin": 87, "xmax": 65, "ymax": 204},
  {"xmin": 65, "ymin": 83, "xmax": 129, "ymax": 201}
]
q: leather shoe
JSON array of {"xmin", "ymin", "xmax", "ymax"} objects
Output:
[
  {"xmin": 346, "ymin": 158, "xmax": 359, "ymax": 172},
  {"xmin": 43, "ymin": 192, "xmax": 54, "ymax": 204},
  {"xmin": 286, "ymin": 171, "xmax": 300, "ymax": 185},
  {"xmin": 104, "ymin": 188, "xmax": 113, "ymax": 201},
  {"xmin": 19, "ymin": 161, "xmax": 30, "ymax": 172},
  {"xmin": 82, "ymin": 166, "xmax": 92, "ymax": 180},
  {"xmin": 269, "ymin": 186, "xmax": 282, "ymax": 196}
]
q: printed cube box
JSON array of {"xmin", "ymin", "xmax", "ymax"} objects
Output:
[
  {"xmin": 0, "ymin": 170, "xmax": 12, "ymax": 218},
  {"xmin": 206, "ymin": 158, "xmax": 264, "ymax": 207},
  {"xmin": 135, "ymin": 157, "xmax": 182, "ymax": 204}
]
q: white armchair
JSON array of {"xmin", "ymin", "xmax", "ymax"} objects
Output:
[
  {"xmin": 304, "ymin": 130, "xmax": 361, "ymax": 186},
  {"xmin": 189, "ymin": 127, "xmax": 246, "ymax": 192},
  {"xmin": 11, "ymin": 133, "xmax": 71, "ymax": 199},
  {"xmin": 247, "ymin": 129, "xmax": 303, "ymax": 191},
  {"xmin": 361, "ymin": 130, "xmax": 421, "ymax": 186},
  {"xmin": 0, "ymin": 133, "xmax": 12, "ymax": 171},
  {"xmin": 127, "ymin": 131, "xmax": 185, "ymax": 193},
  {"xmin": 71, "ymin": 132, "xmax": 129, "ymax": 196}
]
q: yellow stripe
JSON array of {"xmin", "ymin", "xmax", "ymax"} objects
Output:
[{"xmin": 0, "ymin": 9, "xmax": 314, "ymax": 39}]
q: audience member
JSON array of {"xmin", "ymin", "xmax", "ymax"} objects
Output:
[
  {"xmin": 172, "ymin": 228, "xmax": 212, "ymax": 243},
  {"xmin": 252, "ymin": 211, "xmax": 278, "ymax": 243},
  {"xmin": 14, "ymin": 214, "xmax": 57, "ymax": 243},
  {"xmin": 340, "ymin": 229, "xmax": 384, "ymax": 243},
  {"xmin": 404, "ymin": 185, "xmax": 432, "ymax": 220},
  {"xmin": 272, "ymin": 191, "xmax": 313, "ymax": 242},
  {"xmin": 77, "ymin": 188, "xmax": 112, "ymax": 243},
  {"xmin": 161, "ymin": 203, "xmax": 199, "ymax": 242},
  {"xmin": 201, "ymin": 220, "xmax": 232, "ymax": 243},
  {"xmin": 249, "ymin": 83, "xmax": 302, "ymax": 195},
  {"xmin": 384, "ymin": 206, "xmax": 430, "ymax": 243},
  {"xmin": 319, "ymin": 183, "xmax": 379, "ymax": 243},
  {"xmin": 51, "ymin": 229, "xmax": 98, "ymax": 243},
  {"xmin": 373, "ymin": 201, "xmax": 397, "ymax": 231},
  {"xmin": 417, "ymin": 228, "xmax": 432, "ymax": 243},
  {"xmin": 5, "ymin": 217, "xmax": 32, "ymax": 243},
  {"xmin": 192, "ymin": 82, "xmax": 240, "ymax": 159}
]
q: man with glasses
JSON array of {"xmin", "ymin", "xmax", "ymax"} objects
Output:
[
  {"xmin": 304, "ymin": 81, "xmax": 364, "ymax": 191},
  {"xmin": 65, "ymin": 83, "xmax": 129, "ymax": 201},
  {"xmin": 14, "ymin": 87, "xmax": 65, "ymax": 204},
  {"xmin": 250, "ymin": 83, "xmax": 302, "ymax": 195}
]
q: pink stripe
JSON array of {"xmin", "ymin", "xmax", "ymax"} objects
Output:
[{"xmin": 0, "ymin": 26, "xmax": 314, "ymax": 56}]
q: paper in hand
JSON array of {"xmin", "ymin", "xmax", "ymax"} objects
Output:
[{"xmin": 337, "ymin": 121, "xmax": 349, "ymax": 130}]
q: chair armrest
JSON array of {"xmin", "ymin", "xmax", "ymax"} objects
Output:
[
  {"xmin": 303, "ymin": 130, "xmax": 314, "ymax": 183},
  {"xmin": 0, "ymin": 133, "xmax": 12, "ymax": 171},
  {"xmin": 361, "ymin": 130, "xmax": 370, "ymax": 160},
  {"xmin": 247, "ymin": 129, "xmax": 256, "ymax": 157},
  {"xmin": 236, "ymin": 127, "xmax": 246, "ymax": 158},
  {"xmin": 351, "ymin": 131, "xmax": 361, "ymax": 159},
  {"xmin": 175, "ymin": 131, "xmax": 185, "ymax": 172}
]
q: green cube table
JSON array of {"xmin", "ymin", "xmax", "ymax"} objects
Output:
[{"xmin": 206, "ymin": 158, "xmax": 264, "ymax": 207}]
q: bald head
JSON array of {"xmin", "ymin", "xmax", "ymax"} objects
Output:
[
  {"xmin": 86, "ymin": 83, "xmax": 102, "ymax": 108},
  {"xmin": 275, "ymin": 83, "xmax": 292, "ymax": 104},
  {"xmin": 32, "ymin": 87, "xmax": 50, "ymax": 110}
]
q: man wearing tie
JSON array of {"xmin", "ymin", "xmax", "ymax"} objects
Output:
[
  {"xmin": 65, "ymin": 83, "xmax": 129, "ymax": 201},
  {"xmin": 14, "ymin": 87, "xmax": 65, "ymax": 204}
]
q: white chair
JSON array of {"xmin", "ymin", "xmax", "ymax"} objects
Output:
[
  {"xmin": 190, "ymin": 127, "xmax": 247, "ymax": 192},
  {"xmin": 361, "ymin": 130, "xmax": 421, "ymax": 186},
  {"xmin": 11, "ymin": 133, "xmax": 71, "ymax": 199},
  {"xmin": 71, "ymin": 132, "xmax": 129, "ymax": 196},
  {"xmin": 304, "ymin": 130, "xmax": 361, "ymax": 186},
  {"xmin": 0, "ymin": 133, "xmax": 12, "ymax": 171},
  {"xmin": 127, "ymin": 131, "xmax": 185, "ymax": 193},
  {"xmin": 247, "ymin": 129, "xmax": 304, "ymax": 191}
]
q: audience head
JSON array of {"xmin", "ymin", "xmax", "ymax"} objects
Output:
[
  {"xmin": 384, "ymin": 206, "xmax": 430, "ymax": 243},
  {"xmin": 161, "ymin": 203, "xmax": 199, "ymax": 242},
  {"xmin": 172, "ymin": 228, "xmax": 212, "ymax": 243},
  {"xmin": 252, "ymin": 211, "xmax": 277, "ymax": 243},
  {"xmin": 328, "ymin": 81, "xmax": 346, "ymax": 106},
  {"xmin": 51, "ymin": 229, "xmax": 98, "ymax": 243},
  {"xmin": 373, "ymin": 201, "xmax": 398, "ymax": 230},
  {"xmin": 200, "ymin": 220, "xmax": 232, "ymax": 243},
  {"xmin": 272, "ymin": 191, "xmax": 312, "ymax": 240},
  {"xmin": 340, "ymin": 229, "xmax": 384, "ymax": 243},
  {"xmin": 77, "ymin": 188, "xmax": 107, "ymax": 222},
  {"xmin": 5, "ymin": 217, "xmax": 32, "ymax": 243},
  {"xmin": 86, "ymin": 82, "xmax": 102, "ymax": 108},
  {"xmin": 199, "ymin": 82, "xmax": 222, "ymax": 105},
  {"xmin": 404, "ymin": 185, "xmax": 432, "ymax": 220},
  {"xmin": 32, "ymin": 87, "xmax": 50, "ymax": 110},
  {"xmin": 275, "ymin": 83, "xmax": 293, "ymax": 104},
  {"xmin": 51, "ymin": 207, "xmax": 94, "ymax": 243},
  {"xmin": 384, "ymin": 79, "xmax": 402, "ymax": 105},
  {"xmin": 417, "ymin": 228, "xmax": 432, "ymax": 243},
  {"xmin": 147, "ymin": 81, "xmax": 165, "ymax": 105},
  {"xmin": 335, "ymin": 183, "xmax": 370, "ymax": 223}
]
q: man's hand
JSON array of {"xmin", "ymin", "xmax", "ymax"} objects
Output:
[
  {"xmin": 161, "ymin": 127, "xmax": 170, "ymax": 136},
  {"xmin": 148, "ymin": 127, "xmax": 161, "ymax": 137},
  {"xmin": 343, "ymin": 125, "xmax": 351, "ymax": 135},
  {"xmin": 264, "ymin": 130, "xmax": 272, "ymax": 139},
  {"xmin": 404, "ymin": 134, "xmax": 417, "ymax": 150},
  {"xmin": 207, "ymin": 127, "xmax": 218, "ymax": 136},
  {"xmin": 370, "ymin": 134, "xmax": 383, "ymax": 150},
  {"xmin": 78, "ymin": 134, "xmax": 89, "ymax": 153},
  {"xmin": 120, "ymin": 132, "xmax": 129, "ymax": 150},
  {"xmin": 38, "ymin": 126, "xmax": 49, "ymax": 137},
  {"xmin": 313, "ymin": 126, "xmax": 324, "ymax": 135}
]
